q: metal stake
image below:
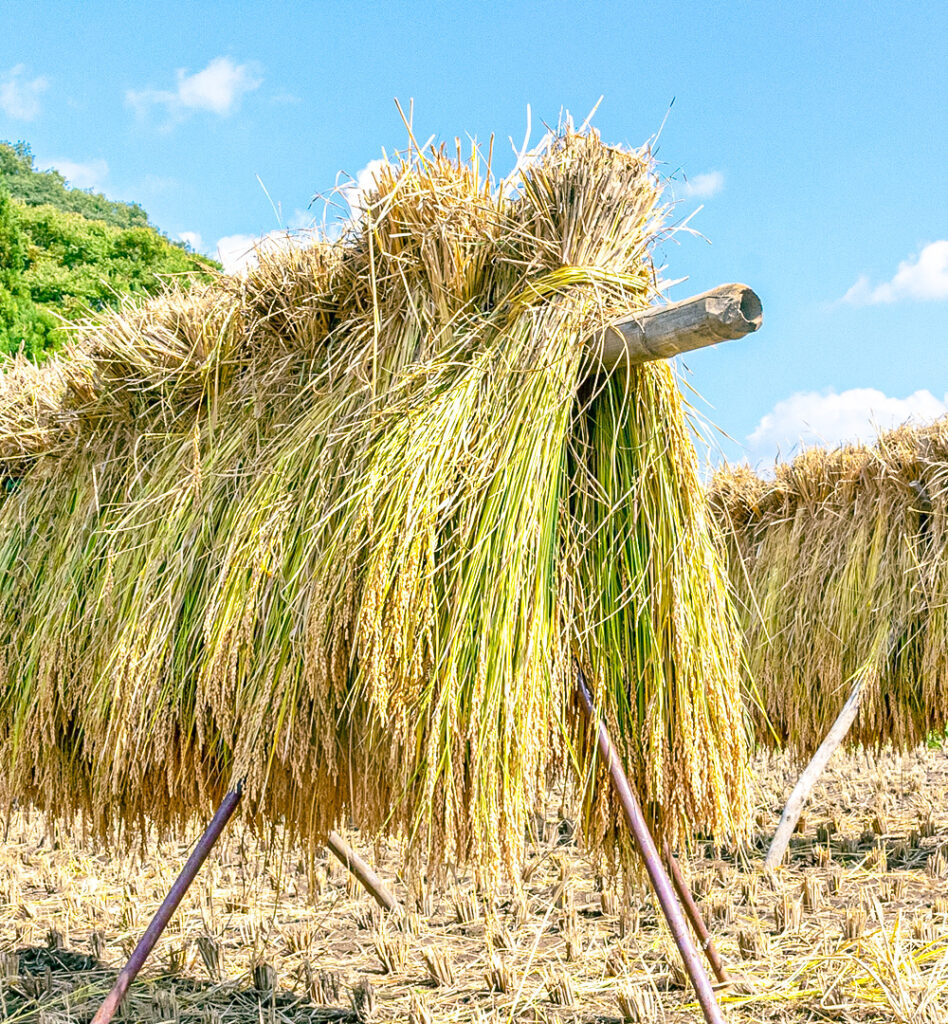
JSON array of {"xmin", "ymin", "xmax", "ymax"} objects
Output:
[
  {"xmin": 91, "ymin": 785, "xmax": 243, "ymax": 1024},
  {"xmin": 575, "ymin": 670, "xmax": 726, "ymax": 1024}
]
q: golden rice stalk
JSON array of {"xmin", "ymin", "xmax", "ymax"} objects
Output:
[
  {"xmin": 544, "ymin": 966, "xmax": 575, "ymax": 1006},
  {"xmin": 0, "ymin": 348, "xmax": 85, "ymax": 474},
  {"xmin": 484, "ymin": 952, "xmax": 514, "ymax": 993},
  {"xmin": 421, "ymin": 945, "xmax": 454, "ymax": 987},
  {"xmin": 371, "ymin": 925, "xmax": 407, "ymax": 974},
  {"xmin": 711, "ymin": 420, "xmax": 948, "ymax": 755},
  {"xmin": 616, "ymin": 981, "xmax": 659, "ymax": 1022},
  {"xmin": 0, "ymin": 124, "xmax": 749, "ymax": 885}
]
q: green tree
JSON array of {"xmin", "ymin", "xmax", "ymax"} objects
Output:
[
  {"xmin": 0, "ymin": 188, "xmax": 23, "ymax": 288},
  {"xmin": 0, "ymin": 142, "xmax": 150, "ymax": 230},
  {"xmin": 0, "ymin": 143, "xmax": 221, "ymax": 358},
  {"xmin": 0, "ymin": 188, "xmax": 41, "ymax": 355}
]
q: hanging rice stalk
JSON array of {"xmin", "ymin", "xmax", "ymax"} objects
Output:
[
  {"xmin": 711, "ymin": 422, "xmax": 948, "ymax": 756},
  {"xmin": 0, "ymin": 126, "xmax": 749, "ymax": 882}
]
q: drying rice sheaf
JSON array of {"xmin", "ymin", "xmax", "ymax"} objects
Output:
[
  {"xmin": 711, "ymin": 421, "xmax": 948, "ymax": 755},
  {"xmin": 0, "ymin": 128, "xmax": 749, "ymax": 884}
]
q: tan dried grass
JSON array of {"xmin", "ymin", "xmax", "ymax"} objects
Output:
[
  {"xmin": 711, "ymin": 421, "xmax": 948, "ymax": 754},
  {"xmin": 3, "ymin": 743, "xmax": 948, "ymax": 1022}
]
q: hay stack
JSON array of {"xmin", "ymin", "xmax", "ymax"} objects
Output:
[
  {"xmin": 711, "ymin": 422, "xmax": 948, "ymax": 756},
  {"xmin": 0, "ymin": 129, "xmax": 749, "ymax": 882}
]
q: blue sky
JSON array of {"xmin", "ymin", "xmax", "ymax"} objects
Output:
[{"xmin": 2, "ymin": 0, "xmax": 946, "ymax": 466}]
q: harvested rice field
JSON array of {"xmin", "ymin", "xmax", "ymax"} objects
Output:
[{"xmin": 3, "ymin": 743, "xmax": 948, "ymax": 1023}]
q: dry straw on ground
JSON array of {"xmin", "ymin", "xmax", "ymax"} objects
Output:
[
  {"xmin": 3, "ymin": 744, "xmax": 948, "ymax": 1023},
  {"xmin": 711, "ymin": 422, "xmax": 948, "ymax": 754},
  {"xmin": 0, "ymin": 126, "xmax": 749, "ymax": 884}
]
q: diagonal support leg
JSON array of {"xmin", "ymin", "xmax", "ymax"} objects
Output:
[
  {"xmin": 663, "ymin": 839, "xmax": 731, "ymax": 987},
  {"xmin": 575, "ymin": 669, "xmax": 726, "ymax": 1024},
  {"xmin": 327, "ymin": 831, "xmax": 400, "ymax": 913},
  {"xmin": 91, "ymin": 784, "xmax": 244, "ymax": 1024},
  {"xmin": 765, "ymin": 677, "xmax": 865, "ymax": 870}
]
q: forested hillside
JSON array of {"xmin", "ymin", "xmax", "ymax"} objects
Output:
[{"xmin": 0, "ymin": 142, "xmax": 220, "ymax": 358}]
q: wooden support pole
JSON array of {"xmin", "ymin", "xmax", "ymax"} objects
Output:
[
  {"xmin": 576, "ymin": 670, "xmax": 726, "ymax": 1024},
  {"xmin": 592, "ymin": 283, "xmax": 762, "ymax": 368},
  {"xmin": 91, "ymin": 786, "xmax": 243, "ymax": 1024},
  {"xmin": 327, "ymin": 831, "xmax": 400, "ymax": 914},
  {"xmin": 663, "ymin": 840, "xmax": 731, "ymax": 987},
  {"xmin": 765, "ymin": 679, "xmax": 865, "ymax": 869}
]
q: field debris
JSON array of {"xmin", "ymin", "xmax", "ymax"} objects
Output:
[{"xmin": 2, "ymin": 743, "xmax": 948, "ymax": 1021}]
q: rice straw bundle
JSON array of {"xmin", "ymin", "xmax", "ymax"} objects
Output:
[
  {"xmin": 711, "ymin": 421, "xmax": 948, "ymax": 756},
  {"xmin": 0, "ymin": 349, "xmax": 86, "ymax": 476},
  {"xmin": 0, "ymin": 127, "xmax": 749, "ymax": 882}
]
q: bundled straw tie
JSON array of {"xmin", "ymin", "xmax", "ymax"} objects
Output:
[{"xmin": 0, "ymin": 125, "xmax": 750, "ymax": 884}]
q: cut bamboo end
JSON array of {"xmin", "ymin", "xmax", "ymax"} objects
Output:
[{"xmin": 591, "ymin": 283, "xmax": 762, "ymax": 368}]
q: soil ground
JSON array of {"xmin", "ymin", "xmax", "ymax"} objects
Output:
[{"xmin": 2, "ymin": 744, "xmax": 948, "ymax": 1023}]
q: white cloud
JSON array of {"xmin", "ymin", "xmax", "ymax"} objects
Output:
[
  {"xmin": 50, "ymin": 157, "xmax": 109, "ymax": 191},
  {"xmin": 215, "ymin": 229, "xmax": 317, "ymax": 275},
  {"xmin": 681, "ymin": 170, "xmax": 724, "ymax": 199},
  {"xmin": 216, "ymin": 233, "xmax": 269, "ymax": 275},
  {"xmin": 288, "ymin": 208, "xmax": 315, "ymax": 230},
  {"xmin": 0, "ymin": 64, "xmax": 49, "ymax": 121},
  {"xmin": 127, "ymin": 56, "xmax": 262, "ymax": 123},
  {"xmin": 747, "ymin": 387, "xmax": 948, "ymax": 463},
  {"xmin": 339, "ymin": 158, "xmax": 389, "ymax": 218},
  {"xmin": 842, "ymin": 241, "xmax": 948, "ymax": 305},
  {"xmin": 176, "ymin": 57, "xmax": 260, "ymax": 114},
  {"xmin": 178, "ymin": 231, "xmax": 203, "ymax": 252}
]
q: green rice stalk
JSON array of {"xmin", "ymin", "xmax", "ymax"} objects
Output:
[{"xmin": 0, "ymin": 127, "xmax": 750, "ymax": 883}]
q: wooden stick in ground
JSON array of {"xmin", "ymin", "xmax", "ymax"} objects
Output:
[
  {"xmin": 575, "ymin": 669, "xmax": 726, "ymax": 1024},
  {"xmin": 765, "ymin": 678, "xmax": 866, "ymax": 869},
  {"xmin": 591, "ymin": 283, "xmax": 762, "ymax": 368},
  {"xmin": 327, "ymin": 831, "xmax": 400, "ymax": 914},
  {"xmin": 91, "ymin": 785, "xmax": 243, "ymax": 1024},
  {"xmin": 663, "ymin": 840, "xmax": 731, "ymax": 987}
]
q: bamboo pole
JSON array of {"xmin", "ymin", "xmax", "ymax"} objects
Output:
[
  {"xmin": 327, "ymin": 831, "xmax": 400, "ymax": 913},
  {"xmin": 91, "ymin": 786, "xmax": 243, "ymax": 1024},
  {"xmin": 592, "ymin": 283, "xmax": 762, "ymax": 368},
  {"xmin": 765, "ymin": 679, "xmax": 865, "ymax": 869},
  {"xmin": 575, "ymin": 669, "xmax": 726, "ymax": 1024},
  {"xmin": 663, "ymin": 840, "xmax": 731, "ymax": 987}
]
